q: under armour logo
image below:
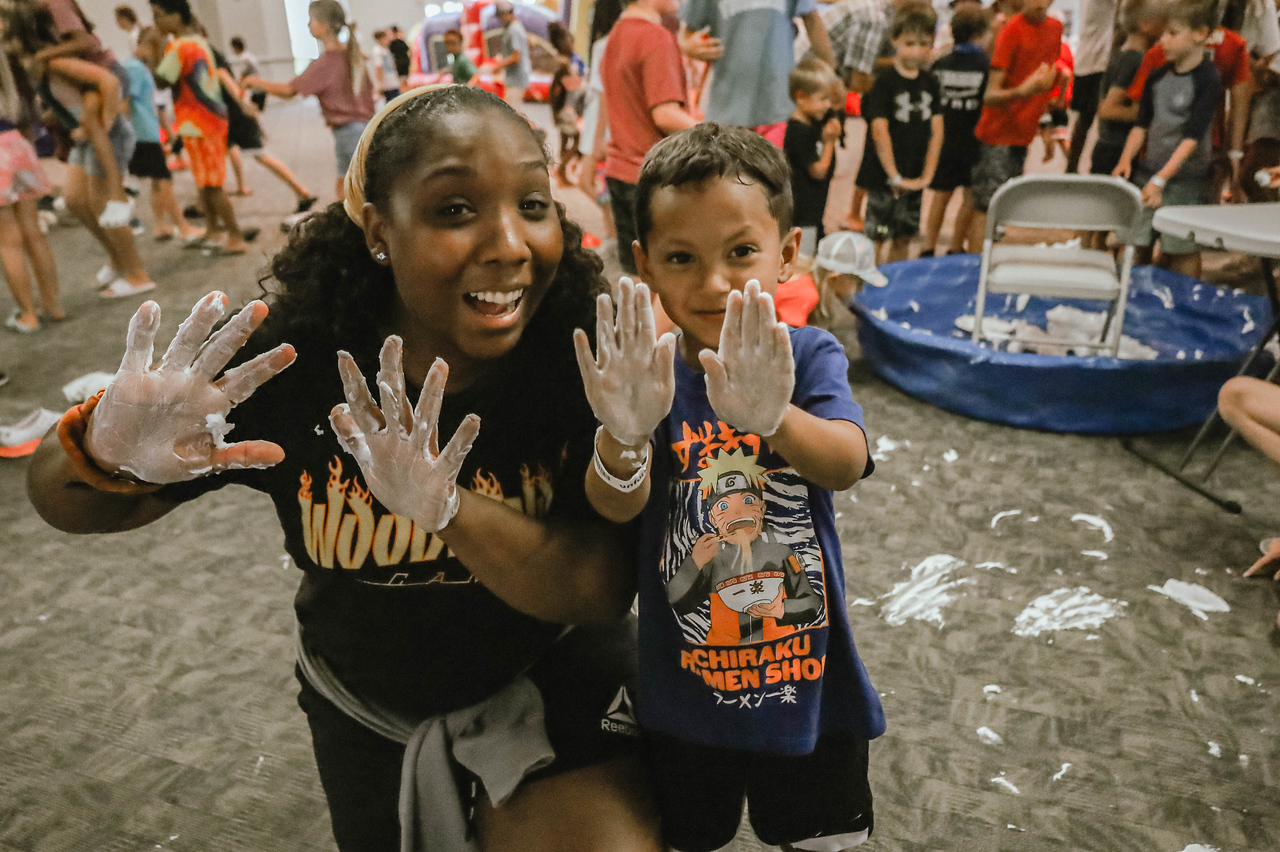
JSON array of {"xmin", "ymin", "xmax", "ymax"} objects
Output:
[{"xmin": 894, "ymin": 91, "xmax": 933, "ymax": 123}]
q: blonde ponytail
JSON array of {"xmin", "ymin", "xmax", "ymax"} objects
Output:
[
  {"xmin": 346, "ymin": 21, "xmax": 367, "ymax": 96},
  {"xmin": 308, "ymin": 0, "xmax": 366, "ymax": 96}
]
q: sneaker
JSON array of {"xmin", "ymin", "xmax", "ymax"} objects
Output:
[
  {"xmin": 5, "ymin": 311, "xmax": 40, "ymax": 333},
  {"xmin": 99, "ymin": 278, "xmax": 157, "ymax": 299},
  {"xmin": 0, "ymin": 407, "xmax": 62, "ymax": 457},
  {"xmin": 295, "ymin": 195, "xmax": 319, "ymax": 214}
]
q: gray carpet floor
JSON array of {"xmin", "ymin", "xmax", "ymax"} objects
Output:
[{"xmin": 1, "ymin": 99, "xmax": 1278, "ymax": 852}]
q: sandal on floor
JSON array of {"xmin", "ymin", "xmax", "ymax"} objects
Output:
[
  {"xmin": 99, "ymin": 278, "xmax": 157, "ymax": 299},
  {"xmin": 5, "ymin": 310, "xmax": 40, "ymax": 333}
]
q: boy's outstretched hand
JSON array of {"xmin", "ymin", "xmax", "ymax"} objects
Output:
[
  {"xmin": 330, "ymin": 339, "xmax": 480, "ymax": 533},
  {"xmin": 83, "ymin": 293, "xmax": 296, "ymax": 483},
  {"xmin": 700, "ymin": 280, "xmax": 795, "ymax": 438},
  {"xmin": 573, "ymin": 277, "xmax": 677, "ymax": 450}
]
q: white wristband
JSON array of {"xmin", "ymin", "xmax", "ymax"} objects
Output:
[
  {"xmin": 1149, "ymin": 174, "xmax": 1167, "ymax": 188},
  {"xmin": 592, "ymin": 426, "xmax": 650, "ymax": 493},
  {"xmin": 888, "ymin": 174, "xmax": 903, "ymax": 188}
]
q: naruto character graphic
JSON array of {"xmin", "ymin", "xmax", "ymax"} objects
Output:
[{"xmin": 666, "ymin": 449, "xmax": 821, "ymax": 644}]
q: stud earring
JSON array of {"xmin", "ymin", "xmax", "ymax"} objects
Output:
[{"xmin": 375, "ymin": 250, "xmax": 387, "ymax": 262}]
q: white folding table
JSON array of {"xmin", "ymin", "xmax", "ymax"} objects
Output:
[{"xmin": 1123, "ymin": 203, "xmax": 1280, "ymax": 512}]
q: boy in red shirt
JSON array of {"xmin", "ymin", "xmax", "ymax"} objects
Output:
[
  {"xmin": 1126, "ymin": 18, "xmax": 1252, "ymax": 202},
  {"xmin": 967, "ymin": 0, "xmax": 1062, "ymax": 249},
  {"xmin": 601, "ymin": 0, "xmax": 697, "ymax": 277}
]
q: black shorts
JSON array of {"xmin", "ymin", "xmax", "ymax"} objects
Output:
[
  {"xmin": 1071, "ymin": 71, "xmax": 1104, "ymax": 118},
  {"xmin": 647, "ymin": 729, "xmax": 873, "ymax": 852},
  {"xmin": 971, "ymin": 144, "xmax": 1028, "ymax": 211},
  {"xmin": 865, "ymin": 187, "xmax": 923, "ymax": 241},
  {"xmin": 127, "ymin": 140, "xmax": 170, "ymax": 180},
  {"xmin": 250, "ymin": 90, "xmax": 267, "ymax": 111},
  {"xmin": 1089, "ymin": 140, "xmax": 1125, "ymax": 176},
  {"xmin": 227, "ymin": 109, "xmax": 264, "ymax": 151},
  {"xmin": 930, "ymin": 144, "xmax": 981, "ymax": 192},
  {"xmin": 298, "ymin": 618, "xmax": 644, "ymax": 852}
]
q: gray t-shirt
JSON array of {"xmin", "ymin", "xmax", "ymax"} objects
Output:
[
  {"xmin": 1136, "ymin": 60, "xmax": 1222, "ymax": 184},
  {"xmin": 502, "ymin": 19, "xmax": 532, "ymax": 90},
  {"xmin": 684, "ymin": 0, "xmax": 819, "ymax": 127}
]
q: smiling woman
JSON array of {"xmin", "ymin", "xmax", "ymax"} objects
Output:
[{"xmin": 27, "ymin": 85, "xmax": 661, "ymax": 852}]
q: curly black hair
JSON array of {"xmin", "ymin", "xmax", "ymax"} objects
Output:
[{"xmin": 264, "ymin": 85, "xmax": 605, "ymax": 364}]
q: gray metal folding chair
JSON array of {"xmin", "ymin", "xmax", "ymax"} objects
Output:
[{"xmin": 971, "ymin": 174, "xmax": 1145, "ymax": 356}]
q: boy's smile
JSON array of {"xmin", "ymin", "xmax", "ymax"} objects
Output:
[{"xmin": 635, "ymin": 177, "xmax": 799, "ymax": 366}]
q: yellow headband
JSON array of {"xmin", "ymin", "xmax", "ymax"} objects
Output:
[{"xmin": 343, "ymin": 83, "xmax": 454, "ymax": 228}]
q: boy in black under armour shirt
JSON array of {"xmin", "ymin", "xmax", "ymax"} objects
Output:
[{"xmin": 854, "ymin": 3, "xmax": 944, "ymax": 262}]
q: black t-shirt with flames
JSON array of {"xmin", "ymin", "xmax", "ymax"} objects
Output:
[{"xmin": 166, "ymin": 314, "xmax": 599, "ymax": 717}]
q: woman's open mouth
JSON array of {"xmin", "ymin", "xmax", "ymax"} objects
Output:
[{"xmin": 464, "ymin": 288, "xmax": 526, "ymax": 319}]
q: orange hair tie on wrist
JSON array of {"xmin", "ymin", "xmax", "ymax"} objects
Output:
[{"xmin": 57, "ymin": 390, "xmax": 164, "ymax": 495}]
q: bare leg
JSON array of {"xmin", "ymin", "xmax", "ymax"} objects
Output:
[
  {"xmin": 252, "ymin": 152, "xmax": 312, "ymax": 200},
  {"xmin": 0, "ymin": 205, "xmax": 38, "ymax": 327},
  {"xmin": 844, "ymin": 187, "xmax": 866, "ymax": 231},
  {"xmin": 952, "ymin": 189, "xmax": 976, "ymax": 253},
  {"xmin": 228, "ymin": 146, "xmax": 249, "ymax": 195},
  {"xmin": 887, "ymin": 235, "xmax": 912, "ymax": 263},
  {"xmin": 922, "ymin": 188, "xmax": 953, "ymax": 255},
  {"xmin": 1163, "ymin": 250, "xmax": 1202, "ymax": 279},
  {"xmin": 968, "ymin": 210, "xmax": 988, "ymax": 256},
  {"xmin": 62, "ymin": 164, "xmax": 124, "ymax": 270},
  {"xmin": 91, "ymin": 175, "xmax": 150, "ymax": 285},
  {"xmin": 13, "ymin": 199, "xmax": 60, "ymax": 319},
  {"xmin": 203, "ymin": 186, "xmax": 246, "ymax": 251},
  {"xmin": 153, "ymin": 178, "xmax": 202, "ymax": 239}
]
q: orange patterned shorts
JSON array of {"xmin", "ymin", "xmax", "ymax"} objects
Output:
[{"xmin": 184, "ymin": 134, "xmax": 226, "ymax": 189}]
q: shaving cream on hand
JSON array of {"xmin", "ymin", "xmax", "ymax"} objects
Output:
[
  {"xmin": 573, "ymin": 277, "xmax": 676, "ymax": 449},
  {"xmin": 699, "ymin": 280, "xmax": 795, "ymax": 438},
  {"xmin": 83, "ymin": 293, "xmax": 296, "ymax": 483},
  {"xmin": 329, "ymin": 338, "xmax": 479, "ymax": 534}
]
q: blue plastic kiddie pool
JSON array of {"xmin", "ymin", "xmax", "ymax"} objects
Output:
[{"xmin": 852, "ymin": 254, "xmax": 1269, "ymax": 433}]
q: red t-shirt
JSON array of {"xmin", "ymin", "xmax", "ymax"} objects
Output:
[
  {"xmin": 775, "ymin": 274, "xmax": 820, "ymax": 327},
  {"xmin": 292, "ymin": 49, "xmax": 376, "ymax": 128},
  {"xmin": 974, "ymin": 13, "xmax": 1064, "ymax": 147},
  {"xmin": 1126, "ymin": 29, "xmax": 1249, "ymax": 148},
  {"xmin": 601, "ymin": 16, "xmax": 686, "ymax": 185}
]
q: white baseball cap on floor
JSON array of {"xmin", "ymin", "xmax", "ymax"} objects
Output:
[{"xmin": 814, "ymin": 231, "xmax": 888, "ymax": 287}]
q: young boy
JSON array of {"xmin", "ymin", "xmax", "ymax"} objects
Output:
[
  {"xmin": 600, "ymin": 0, "xmax": 697, "ymax": 276},
  {"xmin": 921, "ymin": 4, "xmax": 990, "ymax": 256},
  {"xmin": 124, "ymin": 26, "xmax": 202, "ymax": 242},
  {"xmin": 1092, "ymin": 0, "xmax": 1167, "ymax": 177},
  {"xmin": 575, "ymin": 122, "xmax": 884, "ymax": 852},
  {"xmin": 968, "ymin": 0, "xmax": 1062, "ymax": 249},
  {"xmin": 784, "ymin": 59, "xmax": 843, "ymax": 258},
  {"xmin": 855, "ymin": 3, "xmax": 944, "ymax": 262},
  {"xmin": 442, "ymin": 28, "xmax": 477, "ymax": 85},
  {"xmin": 1114, "ymin": 1, "xmax": 1222, "ymax": 279},
  {"xmin": 151, "ymin": 0, "xmax": 250, "ymax": 254}
]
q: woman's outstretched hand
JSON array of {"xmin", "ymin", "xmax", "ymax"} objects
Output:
[
  {"xmin": 573, "ymin": 277, "xmax": 677, "ymax": 450},
  {"xmin": 699, "ymin": 279, "xmax": 795, "ymax": 438},
  {"xmin": 330, "ymin": 337, "xmax": 480, "ymax": 534},
  {"xmin": 83, "ymin": 292, "xmax": 296, "ymax": 483}
]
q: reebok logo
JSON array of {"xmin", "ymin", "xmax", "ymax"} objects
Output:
[{"xmin": 600, "ymin": 687, "xmax": 641, "ymax": 737}]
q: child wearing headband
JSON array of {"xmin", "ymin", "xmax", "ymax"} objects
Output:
[
  {"xmin": 241, "ymin": 0, "xmax": 375, "ymax": 199},
  {"xmin": 29, "ymin": 85, "xmax": 660, "ymax": 852}
]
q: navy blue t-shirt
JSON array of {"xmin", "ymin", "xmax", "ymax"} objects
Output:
[{"xmin": 635, "ymin": 326, "xmax": 885, "ymax": 754}]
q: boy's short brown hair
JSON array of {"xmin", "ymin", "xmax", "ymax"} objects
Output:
[
  {"xmin": 443, "ymin": 28, "xmax": 463, "ymax": 41},
  {"xmin": 634, "ymin": 122, "xmax": 794, "ymax": 248},
  {"xmin": 1166, "ymin": 0, "xmax": 1215, "ymax": 31},
  {"xmin": 890, "ymin": 2, "xmax": 938, "ymax": 39},
  {"xmin": 789, "ymin": 57, "xmax": 840, "ymax": 100},
  {"xmin": 949, "ymin": 6, "xmax": 990, "ymax": 44}
]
